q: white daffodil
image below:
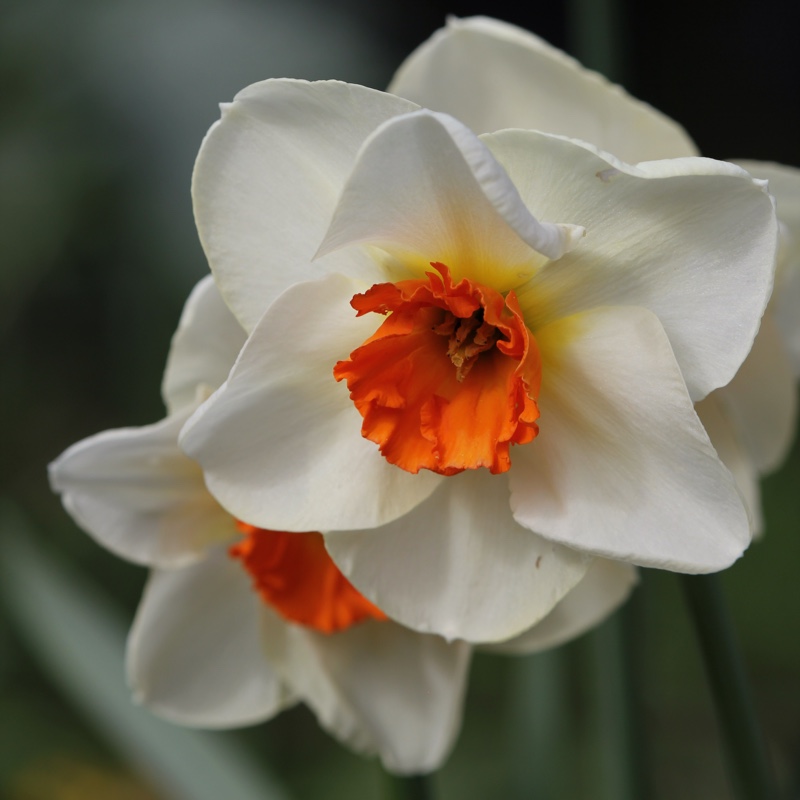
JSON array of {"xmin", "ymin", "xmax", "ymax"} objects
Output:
[
  {"xmin": 389, "ymin": 15, "xmax": 799, "ymax": 536},
  {"xmin": 49, "ymin": 276, "xmax": 475, "ymax": 775},
  {"xmin": 180, "ymin": 37, "xmax": 778, "ymax": 646}
]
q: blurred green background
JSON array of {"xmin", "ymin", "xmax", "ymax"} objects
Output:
[{"xmin": 1, "ymin": 0, "xmax": 798, "ymax": 798}]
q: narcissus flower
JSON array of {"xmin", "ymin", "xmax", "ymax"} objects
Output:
[
  {"xmin": 51, "ymin": 275, "xmax": 639, "ymax": 772},
  {"xmin": 383, "ymin": 15, "xmax": 799, "ymax": 535},
  {"xmin": 49, "ymin": 276, "xmax": 474, "ymax": 774},
  {"xmin": 180, "ymin": 20, "xmax": 778, "ymax": 645},
  {"xmin": 394, "ymin": 16, "xmax": 800, "ymax": 537}
]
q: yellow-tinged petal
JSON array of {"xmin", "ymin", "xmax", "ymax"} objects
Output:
[
  {"xmin": 486, "ymin": 130, "xmax": 777, "ymax": 400},
  {"xmin": 316, "ymin": 109, "xmax": 584, "ymax": 291},
  {"xmin": 510, "ymin": 306, "xmax": 750, "ymax": 571}
]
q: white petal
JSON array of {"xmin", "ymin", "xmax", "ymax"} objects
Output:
[
  {"xmin": 734, "ymin": 160, "xmax": 800, "ymax": 375},
  {"xmin": 49, "ymin": 411, "xmax": 235, "ymax": 568},
  {"xmin": 734, "ymin": 160, "xmax": 800, "ymax": 236},
  {"xmin": 317, "ymin": 110, "xmax": 583, "ymax": 289},
  {"xmin": 161, "ymin": 275, "xmax": 247, "ymax": 415},
  {"xmin": 485, "ymin": 130, "xmax": 778, "ymax": 400},
  {"xmin": 127, "ymin": 548, "xmax": 293, "ymax": 728},
  {"xmin": 326, "ymin": 471, "xmax": 589, "ymax": 643},
  {"xmin": 486, "ymin": 559, "xmax": 638, "ymax": 654},
  {"xmin": 510, "ymin": 306, "xmax": 750, "ymax": 572},
  {"xmin": 773, "ymin": 257, "xmax": 800, "ymax": 377},
  {"xmin": 260, "ymin": 615, "xmax": 471, "ymax": 775},
  {"xmin": 193, "ymin": 79, "xmax": 418, "ymax": 332},
  {"xmin": 714, "ymin": 314, "xmax": 797, "ymax": 475},
  {"xmin": 389, "ymin": 16, "xmax": 697, "ymax": 161},
  {"xmin": 696, "ymin": 393, "xmax": 763, "ymax": 536},
  {"xmin": 180, "ymin": 273, "xmax": 442, "ymax": 532}
]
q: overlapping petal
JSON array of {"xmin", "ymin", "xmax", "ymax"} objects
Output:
[
  {"xmin": 696, "ymin": 394, "xmax": 762, "ymax": 535},
  {"xmin": 714, "ymin": 315, "xmax": 796, "ymax": 475},
  {"xmin": 192, "ymin": 79, "xmax": 418, "ymax": 332},
  {"xmin": 487, "ymin": 559, "xmax": 638, "ymax": 654},
  {"xmin": 127, "ymin": 547, "xmax": 294, "ymax": 728},
  {"xmin": 161, "ymin": 275, "xmax": 247, "ymax": 415},
  {"xmin": 48, "ymin": 411, "xmax": 235, "ymax": 568},
  {"xmin": 389, "ymin": 16, "xmax": 697, "ymax": 161},
  {"xmin": 317, "ymin": 109, "xmax": 584, "ymax": 289},
  {"xmin": 485, "ymin": 129, "xmax": 777, "ymax": 400},
  {"xmin": 774, "ymin": 262, "xmax": 800, "ymax": 377},
  {"xmin": 325, "ymin": 470, "xmax": 590, "ymax": 643},
  {"xmin": 180, "ymin": 273, "xmax": 442, "ymax": 532},
  {"xmin": 734, "ymin": 161, "xmax": 800, "ymax": 253},
  {"xmin": 735, "ymin": 160, "xmax": 800, "ymax": 375},
  {"xmin": 49, "ymin": 277, "xmax": 246, "ymax": 568},
  {"xmin": 509, "ymin": 306, "xmax": 750, "ymax": 571},
  {"xmin": 260, "ymin": 614, "xmax": 470, "ymax": 774}
]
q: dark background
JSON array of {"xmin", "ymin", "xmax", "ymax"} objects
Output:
[{"xmin": 1, "ymin": 1, "xmax": 798, "ymax": 798}]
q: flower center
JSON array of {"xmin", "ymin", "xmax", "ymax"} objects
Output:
[
  {"xmin": 436, "ymin": 306, "xmax": 500, "ymax": 382},
  {"xmin": 229, "ymin": 521, "xmax": 386, "ymax": 634},
  {"xmin": 334, "ymin": 263, "xmax": 541, "ymax": 476}
]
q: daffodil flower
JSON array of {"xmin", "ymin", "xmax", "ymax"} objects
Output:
[
  {"xmin": 387, "ymin": 15, "xmax": 800, "ymax": 536},
  {"xmin": 181, "ymin": 58, "xmax": 777, "ymax": 643},
  {"xmin": 49, "ymin": 276, "xmax": 473, "ymax": 774},
  {"xmin": 392, "ymin": 16, "xmax": 799, "ymax": 539},
  {"xmin": 50, "ymin": 275, "xmax": 639, "ymax": 772}
]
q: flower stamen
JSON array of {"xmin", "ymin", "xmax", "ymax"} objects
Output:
[{"xmin": 436, "ymin": 308, "xmax": 500, "ymax": 381}]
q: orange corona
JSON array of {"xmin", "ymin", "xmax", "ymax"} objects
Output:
[
  {"xmin": 230, "ymin": 522, "xmax": 386, "ymax": 634},
  {"xmin": 334, "ymin": 263, "xmax": 541, "ymax": 475}
]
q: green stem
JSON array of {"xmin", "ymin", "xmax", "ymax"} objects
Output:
[
  {"xmin": 383, "ymin": 772, "xmax": 433, "ymax": 800},
  {"xmin": 566, "ymin": 0, "xmax": 626, "ymax": 82},
  {"xmin": 588, "ymin": 596, "xmax": 649, "ymax": 800},
  {"xmin": 681, "ymin": 573, "xmax": 778, "ymax": 800},
  {"xmin": 508, "ymin": 647, "xmax": 569, "ymax": 799}
]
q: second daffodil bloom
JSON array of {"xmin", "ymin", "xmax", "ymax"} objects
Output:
[
  {"xmin": 49, "ymin": 276, "xmax": 473, "ymax": 775},
  {"xmin": 180, "ymin": 24, "xmax": 779, "ymax": 645}
]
